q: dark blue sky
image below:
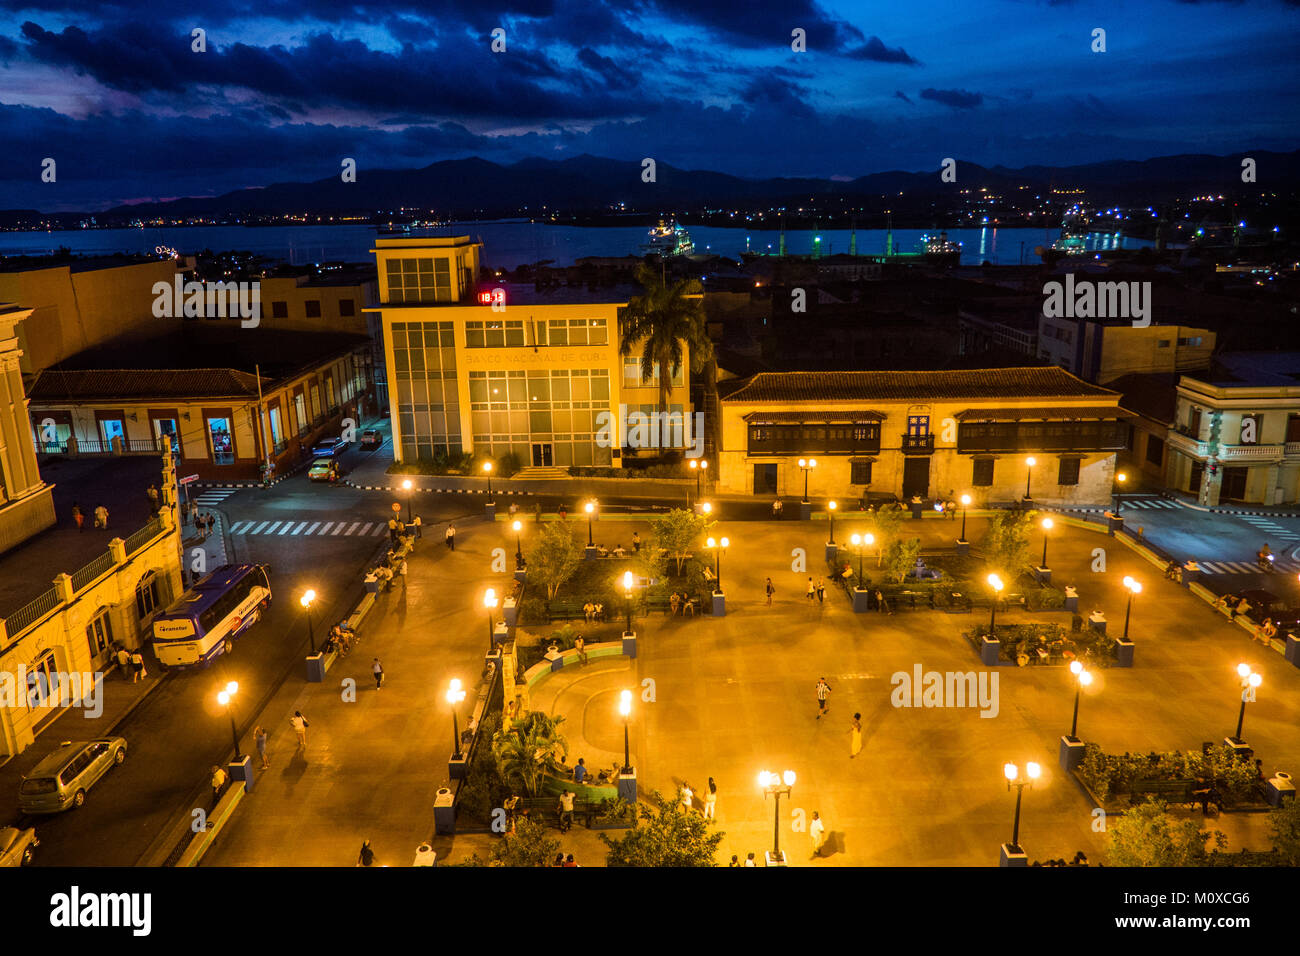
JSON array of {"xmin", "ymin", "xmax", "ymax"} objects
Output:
[{"xmin": 2, "ymin": 0, "xmax": 1298, "ymax": 211}]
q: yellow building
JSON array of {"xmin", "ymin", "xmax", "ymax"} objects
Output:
[
  {"xmin": 0, "ymin": 305, "xmax": 56, "ymax": 554},
  {"xmin": 369, "ymin": 237, "xmax": 690, "ymax": 468},
  {"xmin": 718, "ymin": 367, "xmax": 1128, "ymax": 506}
]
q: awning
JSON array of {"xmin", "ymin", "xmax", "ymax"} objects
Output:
[
  {"xmin": 743, "ymin": 410, "xmax": 885, "ymax": 423},
  {"xmin": 953, "ymin": 406, "xmax": 1131, "ymax": 422}
]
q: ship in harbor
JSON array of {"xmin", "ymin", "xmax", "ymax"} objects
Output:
[
  {"xmin": 642, "ymin": 219, "xmax": 695, "ymax": 256},
  {"xmin": 1051, "ymin": 207, "xmax": 1092, "ymax": 254}
]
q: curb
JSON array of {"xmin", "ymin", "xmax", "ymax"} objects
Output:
[{"xmin": 344, "ymin": 483, "xmax": 534, "ymax": 495}]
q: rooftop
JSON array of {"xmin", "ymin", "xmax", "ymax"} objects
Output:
[
  {"xmin": 722, "ymin": 366, "xmax": 1119, "ymax": 405},
  {"xmin": 29, "ymin": 368, "xmax": 263, "ymax": 402},
  {"xmin": 1200, "ymin": 352, "xmax": 1300, "ymax": 388},
  {"xmin": 1109, "ymin": 372, "xmax": 1179, "ymax": 424},
  {"xmin": 0, "ymin": 253, "xmax": 165, "ymax": 275}
]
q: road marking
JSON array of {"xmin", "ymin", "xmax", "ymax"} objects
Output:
[
  {"xmin": 251, "ymin": 521, "xmax": 270, "ymax": 534},
  {"xmin": 287, "ymin": 521, "xmax": 306, "ymax": 534},
  {"xmin": 304, "ymin": 521, "xmax": 321, "ymax": 535},
  {"xmin": 358, "ymin": 522, "xmax": 375, "ymax": 536},
  {"xmin": 332, "ymin": 523, "xmax": 346, "ymax": 535},
  {"xmin": 277, "ymin": 522, "xmax": 294, "ymax": 535},
  {"xmin": 229, "ymin": 521, "xmax": 251, "ymax": 534},
  {"xmin": 317, "ymin": 522, "xmax": 333, "ymax": 534},
  {"xmin": 346, "ymin": 522, "xmax": 361, "ymax": 535},
  {"xmin": 264, "ymin": 521, "xmax": 282, "ymax": 534},
  {"xmin": 372, "ymin": 524, "xmax": 386, "ymax": 535}
]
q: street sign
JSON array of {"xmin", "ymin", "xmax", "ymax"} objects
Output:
[
  {"xmin": 179, "ymin": 474, "xmax": 200, "ymax": 485},
  {"xmin": 391, "ymin": 503, "xmax": 401, "ymax": 512}
]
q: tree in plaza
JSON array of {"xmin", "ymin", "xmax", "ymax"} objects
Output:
[
  {"xmin": 492, "ymin": 711, "xmax": 569, "ymax": 797},
  {"xmin": 980, "ymin": 508, "xmax": 1036, "ymax": 576},
  {"xmin": 600, "ymin": 788, "xmax": 724, "ymax": 867},
  {"xmin": 650, "ymin": 508, "xmax": 714, "ymax": 576},
  {"xmin": 867, "ymin": 502, "xmax": 905, "ymax": 567},
  {"xmin": 451, "ymin": 817, "xmax": 560, "ymax": 867},
  {"xmin": 620, "ymin": 262, "xmax": 714, "ymax": 419},
  {"xmin": 883, "ymin": 537, "xmax": 923, "ymax": 584},
  {"xmin": 1105, "ymin": 799, "xmax": 1226, "ymax": 866},
  {"xmin": 527, "ymin": 520, "xmax": 583, "ymax": 600}
]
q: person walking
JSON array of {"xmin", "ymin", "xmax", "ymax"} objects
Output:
[
  {"xmin": 146, "ymin": 484, "xmax": 160, "ymax": 512},
  {"xmin": 72, "ymin": 502, "xmax": 84, "ymax": 532},
  {"xmin": 411, "ymin": 514, "xmax": 422, "ymax": 539},
  {"xmin": 772, "ymin": 499, "xmax": 783, "ymax": 518},
  {"xmin": 729, "ymin": 854, "xmax": 741, "ymax": 867},
  {"xmin": 372, "ymin": 657, "xmax": 384, "ymax": 690},
  {"xmin": 358, "ymin": 840, "xmax": 375, "ymax": 867},
  {"xmin": 445, "ymin": 523, "xmax": 456, "ymax": 550},
  {"xmin": 632, "ymin": 531, "xmax": 641, "ymax": 552},
  {"xmin": 130, "ymin": 650, "xmax": 146, "ymax": 683},
  {"xmin": 255, "ymin": 726, "xmax": 269, "ymax": 769},
  {"xmin": 704, "ymin": 777, "xmax": 717, "ymax": 821},
  {"xmin": 765, "ymin": 577, "xmax": 775, "ymax": 606},
  {"xmin": 850, "ymin": 713, "xmax": 863, "ymax": 758},
  {"xmin": 557, "ymin": 790, "xmax": 575, "ymax": 832},
  {"xmin": 816, "ymin": 578, "xmax": 825, "ymax": 604},
  {"xmin": 809, "ymin": 811, "xmax": 826, "ymax": 859},
  {"xmin": 744, "ymin": 852, "xmax": 757, "ymax": 866},
  {"xmin": 93, "ymin": 504, "xmax": 108, "ymax": 529},
  {"xmin": 394, "ymin": 556, "xmax": 407, "ymax": 588},
  {"xmin": 115, "ymin": 645, "xmax": 130, "ymax": 678},
  {"xmin": 290, "ymin": 711, "xmax": 309, "ymax": 751},
  {"xmin": 681, "ymin": 782, "xmax": 694, "ymax": 814},
  {"xmin": 806, "ymin": 577, "xmax": 815, "ymax": 602},
  {"xmin": 816, "ymin": 678, "xmax": 831, "ymax": 719},
  {"xmin": 210, "ymin": 765, "xmax": 227, "ymax": 807},
  {"xmin": 875, "ymin": 589, "xmax": 891, "ymax": 615},
  {"xmin": 574, "ymin": 635, "xmax": 587, "ymax": 666},
  {"xmin": 388, "ymin": 516, "xmax": 399, "ymax": 545}
]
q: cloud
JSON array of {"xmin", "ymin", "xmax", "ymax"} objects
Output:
[
  {"xmin": 919, "ymin": 87, "xmax": 983, "ymax": 109},
  {"xmin": 845, "ymin": 36, "xmax": 919, "ymax": 65},
  {"xmin": 894, "ymin": 90, "xmax": 913, "ymax": 104}
]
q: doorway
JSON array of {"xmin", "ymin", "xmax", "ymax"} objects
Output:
[
  {"xmin": 1189, "ymin": 461, "xmax": 1204, "ymax": 496},
  {"xmin": 753, "ymin": 463, "xmax": 778, "ymax": 495},
  {"xmin": 902, "ymin": 457, "xmax": 930, "ymax": 499},
  {"xmin": 531, "ymin": 443, "xmax": 554, "ymax": 467},
  {"xmin": 1221, "ymin": 467, "xmax": 1248, "ymax": 502}
]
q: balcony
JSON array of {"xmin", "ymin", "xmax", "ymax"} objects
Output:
[
  {"xmin": 901, "ymin": 434, "xmax": 935, "ymax": 454},
  {"xmin": 1166, "ymin": 430, "xmax": 1208, "ymax": 459},
  {"xmin": 1218, "ymin": 444, "xmax": 1284, "ymax": 462}
]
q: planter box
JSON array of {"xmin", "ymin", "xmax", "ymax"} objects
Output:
[
  {"xmin": 980, "ymin": 636, "xmax": 1001, "ymax": 667},
  {"xmin": 622, "ymin": 631, "xmax": 637, "ymax": 659},
  {"xmin": 909, "ymin": 501, "xmax": 924, "ymax": 519},
  {"xmin": 1033, "ymin": 566, "xmax": 1052, "ymax": 586},
  {"xmin": 999, "ymin": 843, "xmax": 1028, "ymax": 867},
  {"xmin": 1089, "ymin": 613, "xmax": 1107, "ymax": 635},
  {"xmin": 852, "ymin": 588, "xmax": 871, "ymax": 613},
  {"xmin": 825, "ymin": 543, "xmax": 838, "ymax": 564},
  {"xmin": 434, "ymin": 787, "xmax": 455, "ymax": 835},
  {"xmin": 1113, "ymin": 636, "xmax": 1134, "ymax": 667},
  {"xmin": 484, "ymin": 502, "xmax": 496, "ymax": 519},
  {"xmin": 955, "ymin": 538, "xmax": 969, "ymax": 555},
  {"xmin": 306, "ymin": 652, "xmax": 325, "ymax": 683},
  {"xmin": 1106, "ymin": 512, "xmax": 1124, "ymax": 533},
  {"xmin": 585, "ymin": 545, "xmax": 598, "ymax": 560},
  {"xmin": 448, "ymin": 755, "xmax": 468, "ymax": 781},
  {"xmin": 799, "ymin": 501, "xmax": 812, "ymax": 521},
  {"xmin": 1265, "ymin": 774, "xmax": 1296, "ymax": 808},
  {"xmin": 1059, "ymin": 735, "xmax": 1086, "ymax": 771},
  {"xmin": 712, "ymin": 591, "xmax": 726, "ymax": 617},
  {"xmin": 1286, "ymin": 633, "xmax": 1300, "ymax": 668}
]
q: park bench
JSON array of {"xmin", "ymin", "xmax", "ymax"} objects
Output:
[
  {"xmin": 518, "ymin": 795, "xmax": 603, "ymax": 828},
  {"xmin": 1129, "ymin": 779, "xmax": 1196, "ymax": 807},
  {"xmin": 545, "ymin": 600, "xmax": 587, "ymax": 622}
]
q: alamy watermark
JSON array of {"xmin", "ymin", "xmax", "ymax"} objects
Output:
[
  {"xmin": 0, "ymin": 670, "xmax": 104, "ymax": 718},
  {"xmin": 152, "ymin": 277, "xmax": 261, "ymax": 327},
  {"xmin": 595, "ymin": 404, "xmax": 704, "ymax": 459},
  {"xmin": 890, "ymin": 664, "xmax": 999, "ymax": 718},
  {"xmin": 1043, "ymin": 274, "xmax": 1150, "ymax": 327}
]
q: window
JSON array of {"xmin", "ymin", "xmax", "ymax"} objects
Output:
[
  {"xmin": 1287, "ymin": 415, "xmax": 1300, "ymax": 444},
  {"xmin": 271, "ymin": 301, "xmax": 288, "ymax": 319},
  {"xmin": 136, "ymin": 575, "xmax": 161, "ymax": 620},
  {"xmin": 1177, "ymin": 336, "xmax": 1202, "ymax": 347},
  {"xmin": 465, "ymin": 320, "xmax": 525, "ymax": 348},
  {"xmin": 1145, "ymin": 434, "xmax": 1165, "ymax": 467},
  {"xmin": 972, "ymin": 458, "xmax": 994, "ymax": 486},
  {"xmin": 1058, "ymin": 458, "xmax": 1081, "ymax": 485},
  {"xmin": 86, "ymin": 610, "xmax": 112, "ymax": 657},
  {"xmin": 850, "ymin": 460, "xmax": 873, "ymax": 484},
  {"xmin": 1189, "ymin": 406, "xmax": 1202, "ymax": 438},
  {"xmin": 1156, "ymin": 340, "xmax": 1171, "ymax": 348},
  {"xmin": 386, "ymin": 257, "xmax": 453, "ymax": 303},
  {"xmin": 305, "ymin": 299, "xmax": 321, "ymax": 318},
  {"xmin": 339, "ymin": 299, "xmax": 355, "ymax": 317},
  {"xmin": 26, "ymin": 650, "xmax": 58, "ymax": 709}
]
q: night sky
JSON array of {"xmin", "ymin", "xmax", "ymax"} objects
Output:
[{"xmin": 2, "ymin": 0, "xmax": 1298, "ymax": 211}]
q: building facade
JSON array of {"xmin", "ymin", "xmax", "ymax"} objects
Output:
[
  {"xmin": 718, "ymin": 367, "xmax": 1128, "ymax": 505},
  {"xmin": 0, "ymin": 305, "xmax": 56, "ymax": 554},
  {"xmin": 370, "ymin": 237, "xmax": 691, "ymax": 468},
  {"xmin": 1037, "ymin": 317, "xmax": 1215, "ymax": 386}
]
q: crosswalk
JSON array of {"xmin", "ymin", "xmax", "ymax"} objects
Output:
[
  {"xmin": 1237, "ymin": 513, "xmax": 1300, "ymax": 541},
  {"xmin": 228, "ymin": 519, "xmax": 388, "ymax": 537},
  {"xmin": 193, "ymin": 488, "xmax": 238, "ymax": 506},
  {"xmin": 1197, "ymin": 559, "xmax": 1300, "ymax": 575},
  {"xmin": 1114, "ymin": 497, "xmax": 1180, "ymax": 511}
]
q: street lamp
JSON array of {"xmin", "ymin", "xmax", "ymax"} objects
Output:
[
  {"xmin": 849, "ymin": 532, "xmax": 873, "ymax": 583},
  {"xmin": 1068, "ymin": 661, "xmax": 1093, "ymax": 739},
  {"xmin": 512, "ymin": 519, "xmax": 523, "ymax": 568},
  {"xmin": 797, "ymin": 457, "xmax": 817, "ymax": 503},
  {"xmin": 1003, "ymin": 761, "xmax": 1041, "ymax": 853},
  {"xmin": 758, "ymin": 769, "xmax": 796, "ymax": 863},
  {"xmin": 216, "ymin": 681, "xmax": 241, "ymax": 760},
  {"xmin": 1121, "ymin": 576, "xmax": 1142, "ymax": 640},
  {"xmin": 700, "ymin": 502, "xmax": 712, "ymax": 518},
  {"xmin": 987, "ymin": 574, "xmax": 1004, "ymax": 638},
  {"xmin": 1024, "ymin": 457, "xmax": 1036, "ymax": 500},
  {"xmin": 827, "ymin": 500, "xmax": 837, "ymax": 544},
  {"xmin": 484, "ymin": 587, "xmax": 498, "ymax": 651},
  {"xmin": 447, "ymin": 678, "xmax": 466, "ymax": 760},
  {"xmin": 959, "ymin": 493, "xmax": 971, "ymax": 541},
  {"xmin": 689, "ymin": 459, "xmax": 708, "ymax": 505},
  {"xmin": 401, "ymin": 478, "xmax": 413, "ymax": 523},
  {"xmin": 1113, "ymin": 472, "xmax": 1127, "ymax": 514},
  {"xmin": 619, "ymin": 689, "xmax": 633, "ymax": 773},
  {"xmin": 482, "ymin": 460, "xmax": 493, "ymax": 500},
  {"xmin": 1233, "ymin": 663, "xmax": 1263, "ymax": 741},
  {"xmin": 1040, "ymin": 517, "xmax": 1054, "ymax": 568},
  {"xmin": 705, "ymin": 535, "xmax": 729, "ymax": 591},
  {"xmin": 584, "ymin": 499, "xmax": 596, "ymax": 547},
  {"xmin": 622, "ymin": 570, "xmax": 635, "ymax": 634},
  {"xmin": 299, "ymin": 589, "xmax": 317, "ymax": 655}
]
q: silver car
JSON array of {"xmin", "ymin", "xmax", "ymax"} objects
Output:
[
  {"xmin": 18, "ymin": 737, "xmax": 128, "ymax": 814},
  {"xmin": 0, "ymin": 826, "xmax": 38, "ymax": 866}
]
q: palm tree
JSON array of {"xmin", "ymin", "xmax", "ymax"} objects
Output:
[
  {"xmin": 620, "ymin": 262, "xmax": 715, "ymax": 429},
  {"xmin": 492, "ymin": 712, "xmax": 569, "ymax": 796}
]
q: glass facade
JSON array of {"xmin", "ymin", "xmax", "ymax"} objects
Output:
[
  {"xmin": 468, "ymin": 368, "xmax": 611, "ymax": 466},
  {"xmin": 385, "ymin": 258, "xmax": 452, "ymax": 303},
  {"xmin": 393, "ymin": 321, "xmax": 461, "ymax": 461}
]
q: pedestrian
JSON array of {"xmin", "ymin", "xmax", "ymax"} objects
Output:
[
  {"xmin": 558, "ymin": 504, "xmax": 567, "ymax": 520},
  {"xmin": 574, "ymin": 635, "xmax": 587, "ymax": 666},
  {"xmin": 93, "ymin": 504, "xmax": 108, "ymax": 529},
  {"xmin": 552, "ymin": 853, "xmax": 565, "ymax": 867},
  {"xmin": 632, "ymin": 531, "xmax": 641, "ymax": 552},
  {"xmin": 504, "ymin": 793, "xmax": 520, "ymax": 832},
  {"xmin": 211, "ymin": 765, "xmax": 227, "ymax": 806},
  {"xmin": 290, "ymin": 710, "xmax": 309, "ymax": 751},
  {"xmin": 744, "ymin": 852, "xmax": 756, "ymax": 867},
  {"xmin": 130, "ymin": 650, "xmax": 146, "ymax": 683},
  {"xmin": 704, "ymin": 777, "xmax": 717, "ymax": 821},
  {"xmin": 573, "ymin": 757, "xmax": 588, "ymax": 784},
  {"xmin": 358, "ymin": 840, "xmax": 375, "ymax": 867},
  {"xmin": 146, "ymin": 484, "xmax": 159, "ymax": 512},
  {"xmin": 681, "ymin": 783, "xmax": 694, "ymax": 814},
  {"xmin": 850, "ymin": 712, "xmax": 863, "ymax": 758},
  {"xmin": 772, "ymin": 499, "xmax": 783, "ymax": 518},
  {"xmin": 72, "ymin": 502, "xmax": 84, "ymax": 532},
  {"xmin": 563, "ymin": 854, "xmax": 578, "ymax": 868},
  {"xmin": 412, "ymin": 514, "xmax": 422, "ymax": 539},
  {"xmin": 372, "ymin": 657, "xmax": 384, "ymax": 689},
  {"xmin": 509, "ymin": 501, "xmax": 519, "ymax": 518},
  {"xmin": 115, "ymin": 645, "xmax": 130, "ymax": 678},
  {"xmin": 810, "ymin": 811, "xmax": 826, "ymax": 859},
  {"xmin": 729, "ymin": 854, "xmax": 740, "ymax": 867},
  {"xmin": 445, "ymin": 523, "xmax": 456, "ymax": 550},
  {"xmin": 875, "ymin": 589, "xmax": 891, "ymax": 615},
  {"xmin": 558, "ymin": 789, "xmax": 575, "ymax": 832},
  {"xmin": 255, "ymin": 726, "xmax": 269, "ymax": 769},
  {"xmin": 388, "ymin": 516, "xmax": 399, "ymax": 544},
  {"xmin": 806, "ymin": 577, "xmax": 815, "ymax": 601},
  {"xmin": 816, "ymin": 577, "xmax": 825, "ymax": 604},
  {"xmin": 765, "ymin": 577, "xmax": 775, "ymax": 606},
  {"xmin": 816, "ymin": 677, "xmax": 831, "ymax": 718}
]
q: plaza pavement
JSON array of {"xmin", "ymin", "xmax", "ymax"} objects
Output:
[{"xmin": 201, "ymin": 508, "xmax": 1300, "ymax": 867}]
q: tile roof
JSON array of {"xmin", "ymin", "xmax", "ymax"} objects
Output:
[
  {"xmin": 743, "ymin": 410, "xmax": 885, "ymax": 422},
  {"xmin": 723, "ymin": 367, "xmax": 1117, "ymax": 404},
  {"xmin": 28, "ymin": 369, "xmax": 263, "ymax": 401},
  {"xmin": 953, "ymin": 406, "xmax": 1129, "ymax": 421}
]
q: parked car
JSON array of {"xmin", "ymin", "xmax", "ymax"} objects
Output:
[
  {"xmin": 359, "ymin": 428, "xmax": 383, "ymax": 449},
  {"xmin": 18, "ymin": 737, "xmax": 128, "ymax": 814},
  {"xmin": 311, "ymin": 437, "xmax": 345, "ymax": 458},
  {"xmin": 308, "ymin": 458, "xmax": 342, "ymax": 482},
  {"xmin": 0, "ymin": 826, "xmax": 39, "ymax": 866}
]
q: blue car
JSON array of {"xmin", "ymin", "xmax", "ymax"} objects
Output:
[{"xmin": 311, "ymin": 437, "xmax": 345, "ymax": 458}]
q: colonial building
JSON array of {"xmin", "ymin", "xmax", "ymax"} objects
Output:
[
  {"xmin": 0, "ymin": 305, "xmax": 56, "ymax": 553},
  {"xmin": 1037, "ymin": 316, "xmax": 1215, "ymax": 386},
  {"xmin": 717, "ymin": 367, "xmax": 1128, "ymax": 505},
  {"xmin": 1166, "ymin": 353, "xmax": 1300, "ymax": 506},
  {"xmin": 370, "ymin": 237, "xmax": 691, "ymax": 468}
]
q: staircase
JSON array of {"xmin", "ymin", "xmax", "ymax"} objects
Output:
[{"xmin": 512, "ymin": 466, "xmax": 571, "ymax": 480}]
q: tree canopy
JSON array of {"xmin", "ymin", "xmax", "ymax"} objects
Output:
[{"xmin": 600, "ymin": 788, "xmax": 724, "ymax": 867}]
